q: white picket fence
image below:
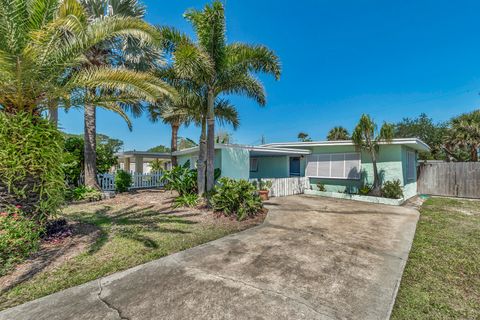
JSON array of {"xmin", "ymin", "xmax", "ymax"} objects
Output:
[
  {"xmin": 250, "ymin": 177, "xmax": 309, "ymax": 197},
  {"xmin": 96, "ymin": 172, "xmax": 164, "ymax": 191}
]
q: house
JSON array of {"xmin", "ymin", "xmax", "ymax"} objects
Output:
[
  {"xmin": 116, "ymin": 151, "xmax": 171, "ymax": 174},
  {"xmin": 173, "ymin": 138, "xmax": 430, "ymax": 199}
]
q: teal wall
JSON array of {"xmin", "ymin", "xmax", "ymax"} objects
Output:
[
  {"xmin": 220, "ymin": 147, "xmax": 250, "ymax": 179},
  {"xmin": 249, "ymin": 156, "xmax": 290, "ymax": 179},
  {"xmin": 177, "ymin": 149, "xmax": 221, "ymax": 170}
]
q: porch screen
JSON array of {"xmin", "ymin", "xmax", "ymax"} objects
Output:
[{"xmin": 305, "ymin": 153, "xmax": 361, "ymax": 179}]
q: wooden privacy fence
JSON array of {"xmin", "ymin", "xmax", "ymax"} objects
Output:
[
  {"xmin": 97, "ymin": 172, "xmax": 164, "ymax": 191},
  {"xmin": 418, "ymin": 162, "xmax": 480, "ymax": 198},
  {"xmin": 250, "ymin": 177, "xmax": 309, "ymax": 197}
]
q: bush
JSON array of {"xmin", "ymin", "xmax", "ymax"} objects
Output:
[
  {"xmin": 66, "ymin": 185, "xmax": 102, "ymax": 201},
  {"xmin": 115, "ymin": 170, "xmax": 132, "ymax": 193},
  {"xmin": 210, "ymin": 178, "xmax": 263, "ymax": 221},
  {"xmin": 381, "ymin": 179, "xmax": 404, "ymax": 199},
  {"xmin": 173, "ymin": 193, "xmax": 199, "ymax": 208},
  {"xmin": 0, "ymin": 206, "xmax": 43, "ymax": 275},
  {"xmin": 0, "ymin": 112, "xmax": 65, "ymax": 220},
  {"xmin": 162, "ymin": 162, "xmax": 197, "ymax": 196},
  {"xmin": 316, "ymin": 183, "xmax": 326, "ymax": 191},
  {"xmin": 358, "ymin": 185, "xmax": 371, "ymax": 195}
]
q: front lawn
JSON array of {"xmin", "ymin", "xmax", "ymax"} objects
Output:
[
  {"xmin": 392, "ymin": 197, "xmax": 480, "ymax": 319},
  {"xmin": 0, "ymin": 190, "xmax": 265, "ymax": 311}
]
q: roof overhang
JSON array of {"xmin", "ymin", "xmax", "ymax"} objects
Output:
[
  {"xmin": 261, "ymin": 138, "xmax": 430, "ymax": 153},
  {"xmin": 172, "ymin": 144, "xmax": 311, "ymax": 157},
  {"xmin": 115, "ymin": 151, "xmax": 171, "ymax": 162}
]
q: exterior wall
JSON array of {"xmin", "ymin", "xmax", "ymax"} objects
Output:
[
  {"xmin": 401, "ymin": 146, "xmax": 418, "ymax": 199},
  {"xmin": 220, "ymin": 147, "xmax": 250, "ymax": 180},
  {"xmin": 249, "ymin": 156, "xmax": 290, "ymax": 179},
  {"xmin": 177, "ymin": 150, "xmax": 222, "ymax": 170}
]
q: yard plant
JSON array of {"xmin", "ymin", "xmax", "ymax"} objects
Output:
[
  {"xmin": 210, "ymin": 178, "xmax": 263, "ymax": 221},
  {"xmin": 115, "ymin": 170, "xmax": 132, "ymax": 193}
]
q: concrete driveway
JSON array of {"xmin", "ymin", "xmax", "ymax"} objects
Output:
[{"xmin": 0, "ymin": 195, "xmax": 419, "ymax": 320}]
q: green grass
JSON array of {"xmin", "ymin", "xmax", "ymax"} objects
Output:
[
  {"xmin": 392, "ymin": 197, "xmax": 480, "ymax": 319},
  {"xmin": 0, "ymin": 201, "xmax": 262, "ymax": 310}
]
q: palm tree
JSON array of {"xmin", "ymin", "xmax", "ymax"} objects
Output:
[
  {"xmin": 445, "ymin": 110, "xmax": 480, "ymax": 162},
  {"xmin": 0, "ymin": 0, "xmax": 171, "ymax": 116},
  {"xmin": 297, "ymin": 132, "xmax": 312, "ymax": 142},
  {"xmin": 79, "ymin": 0, "xmax": 169, "ymax": 188},
  {"xmin": 352, "ymin": 114, "xmax": 394, "ymax": 196},
  {"xmin": 327, "ymin": 126, "xmax": 350, "ymax": 141},
  {"xmin": 179, "ymin": 1, "xmax": 281, "ymax": 194}
]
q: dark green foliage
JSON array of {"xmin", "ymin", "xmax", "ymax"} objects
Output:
[
  {"xmin": 0, "ymin": 207, "xmax": 43, "ymax": 276},
  {"xmin": 162, "ymin": 161, "xmax": 197, "ymax": 196},
  {"xmin": 66, "ymin": 186, "xmax": 102, "ymax": 202},
  {"xmin": 316, "ymin": 183, "xmax": 326, "ymax": 192},
  {"xmin": 147, "ymin": 145, "xmax": 171, "ymax": 153},
  {"xmin": 381, "ymin": 180, "xmax": 404, "ymax": 199},
  {"xmin": 115, "ymin": 170, "xmax": 132, "ymax": 193},
  {"xmin": 0, "ymin": 113, "xmax": 65, "ymax": 219},
  {"xmin": 63, "ymin": 133, "xmax": 123, "ymax": 186},
  {"xmin": 394, "ymin": 113, "xmax": 448, "ymax": 160},
  {"xmin": 210, "ymin": 178, "xmax": 263, "ymax": 221},
  {"xmin": 173, "ymin": 193, "xmax": 199, "ymax": 208}
]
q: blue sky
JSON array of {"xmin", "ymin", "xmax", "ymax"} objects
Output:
[{"xmin": 59, "ymin": 0, "xmax": 480, "ymax": 150}]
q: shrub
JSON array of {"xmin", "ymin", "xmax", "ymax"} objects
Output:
[
  {"xmin": 162, "ymin": 162, "xmax": 197, "ymax": 196},
  {"xmin": 115, "ymin": 170, "xmax": 132, "ymax": 193},
  {"xmin": 0, "ymin": 206, "xmax": 43, "ymax": 275},
  {"xmin": 381, "ymin": 179, "xmax": 404, "ymax": 199},
  {"xmin": 358, "ymin": 185, "xmax": 371, "ymax": 195},
  {"xmin": 210, "ymin": 178, "xmax": 263, "ymax": 221},
  {"xmin": 173, "ymin": 194, "xmax": 199, "ymax": 208},
  {"xmin": 316, "ymin": 183, "xmax": 326, "ymax": 191},
  {"xmin": 0, "ymin": 112, "xmax": 65, "ymax": 220},
  {"xmin": 66, "ymin": 185, "xmax": 102, "ymax": 201}
]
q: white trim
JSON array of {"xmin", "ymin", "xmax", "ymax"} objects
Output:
[
  {"xmin": 261, "ymin": 138, "xmax": 430, "ymax": 152},
  {"xmin": 172, "ymin": 144, "xmax": 311, "ymax": 156}
]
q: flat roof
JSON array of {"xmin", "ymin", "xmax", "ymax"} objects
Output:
[
  {"xmin": 261, "ymin": 138, "xmax": 430, "ymax": 152},
  {"xmin": 115, "ymin": 151, "xmax": 171, "ymax": 160},
  {"xmin": 172, "ymin": 144, "xmax": 311, "ymax": 156}
]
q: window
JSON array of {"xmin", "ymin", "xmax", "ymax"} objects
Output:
[
  {"xmin": 250, "ymin": 158, "xmax": 258, "ymax": 172},
  {"xmin": 407, "ymin": 151, "xmax": 416, "ymax": 180},
  {"xmin": 306, "ymin": 153, "xmax": 361, "ymax": 179}
]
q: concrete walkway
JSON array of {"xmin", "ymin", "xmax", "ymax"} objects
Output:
[{"xmin": 0, "ymin": 195, "xmax": 419, "ymax": 320}]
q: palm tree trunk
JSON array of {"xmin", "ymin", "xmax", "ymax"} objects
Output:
[
  {"xmin": 197, "ymin": 116, "xmax": 207, "ymax": 196},
  {"xmin": 171, "ymin": 123, "xmax": 179, "ymax": 167},
  {"xmin": 48, "ymin": 106, "xmax": 58, "ymax": 127},
  {"xmin": 84, "ymin": 104, "xmax": 99, "ymax": 189},
  {"xmin": 370, "ymin": 149, "xmax": 382, "ymax": 196},
  {"xmin": 471, "ymin": 145, "xmax": 479, "ymax": 162},
  {"xmin": 206, "ymin": 89, "xmax": 216, "ymax": 192}
]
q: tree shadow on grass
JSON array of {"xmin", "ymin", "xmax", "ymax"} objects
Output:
[{"xmin": 71, "ymin": 204, "xmax": 199, "ymax": 255}]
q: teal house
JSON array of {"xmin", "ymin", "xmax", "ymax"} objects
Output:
[{"xmin": 173, "ymin": 138, "xmax": 429, "ymax": 199}]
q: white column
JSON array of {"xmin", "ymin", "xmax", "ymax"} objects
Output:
[
  {"xmin": 134, "ymin": 156, "xmax": 143, "ymax": 174},
  {"xmin": 124, "ymin": 157, "xmax": 131, "ymax": 173}
]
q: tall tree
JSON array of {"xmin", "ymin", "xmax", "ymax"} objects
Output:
[
  {"xmin": 352, "ymin": 114, "xmax": 394, "ymax": 196},
  {"xmin": 394, "ymin": 113, "xmax": 447, "ymax": 160},
  {"xmin": 79, "ymin": 0, "xmax": 167, "ymax": 189},
  {"xmin": 327, "ymin": 126, "xmax": 350, "ymax": 141},
  {"xmin": 181, "ymin": 1, "xmax": 281, "ymax": 193},
  {"xmin": 445, "ymin": 110, "xmax": 480, "ymax": 162},
  {"xmin": 297, "ymin": 132, "xmax": 312, "ymax": 142},
  {"xmin": 0, "ymin": 0, "xmax": 171, "ymax": 117}
]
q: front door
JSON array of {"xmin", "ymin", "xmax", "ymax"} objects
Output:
[{"xmin": 289, "ymin": 157, "xmax": 301, "ymax": 176}]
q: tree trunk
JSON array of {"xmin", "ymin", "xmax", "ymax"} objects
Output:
[
  {"xmin": 370, "ymin": 149, "xmax": 382, "ymax": 196},
  {"xmin": 84, "ymin": 104, "xmax": 99, "ymax": 189},
  {"xmin": 471, "ymin": 145, "xmax": 479, "ymax": 162},
  {"xmin": 171, "ymin": 123, "xmax": 179, "ymax": 167},
  {"xmin": 206, "ymin": 89, "xmax": 216, "ymax": 192},
  {"xmin": 48, "ymin": 106, "xmax": 58, "ymax": 127},
  {"xmin": 197, "ymin": 116, "xmax": 207, "ymax": 196}
]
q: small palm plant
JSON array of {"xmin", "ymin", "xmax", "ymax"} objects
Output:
[{"xmin": 352, "ymin": 114, "xmax": 394, "ymax": 196}]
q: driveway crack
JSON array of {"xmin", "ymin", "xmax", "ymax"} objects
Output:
[
  {"xmin": 97, "ymin": 280, "xmax": 129, "ymax": 320},
  {"xmin": 169, "ymin": 257, "xmax": 336, "ymax": 320}
]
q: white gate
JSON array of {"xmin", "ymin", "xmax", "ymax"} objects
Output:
[{"xmin": 96, "ymin": 172, "xmax": 164, "ymax": 191}]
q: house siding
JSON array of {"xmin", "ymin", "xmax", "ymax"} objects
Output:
[
  {"xmin": 220, "ymin": 147, "xmax": 250, "ymax": 180},
  {"xmin": 249, "ymin": 156, "xmax": 290, "ymax": 179}
]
